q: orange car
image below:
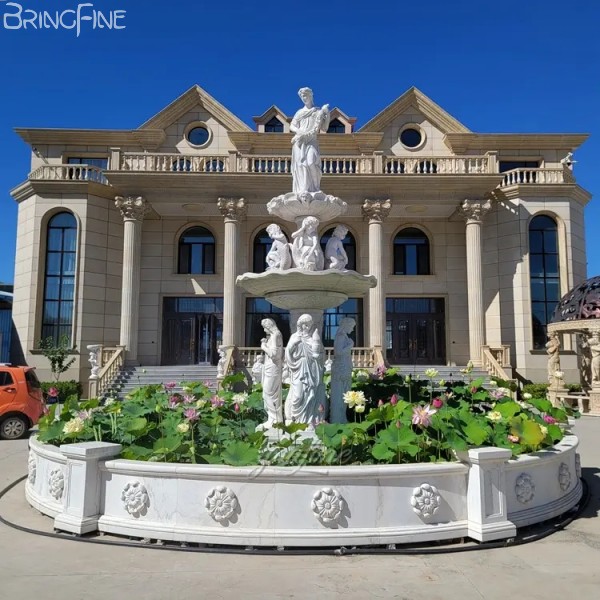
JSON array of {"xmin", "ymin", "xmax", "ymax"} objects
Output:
[{"xmin": 0, "ymin": 365, "xmax": 45, "ymax": 440}]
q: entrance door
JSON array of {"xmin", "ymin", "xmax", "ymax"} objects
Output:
[{"xmin": 386, "ymin": 298, "xmax": 446, "ymax": 365}]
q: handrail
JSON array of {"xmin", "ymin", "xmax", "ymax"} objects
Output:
[
  {"xmin": 90, "ymin": 346, "xmax": 125, "ymax": 398},
  {"xmin": 29, "ymin": 164, "xmax": 109, "ymax": 185},
  {"xmin": 481, "ymin": 345, "xmax": 511, "ymax": 381},
  {"xmin": 499, "ymin": 167, "xmax": 569, "ymax": 187}
]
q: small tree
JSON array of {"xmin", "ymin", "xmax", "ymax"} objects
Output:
[{"xmin": 39, "ymin": 335, "xmax": 77, "ymax": 382}]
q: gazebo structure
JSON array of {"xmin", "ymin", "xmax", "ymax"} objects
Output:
[{"xmin": 547, "ymin": 275, "xmax": 600, "ymax": 414}]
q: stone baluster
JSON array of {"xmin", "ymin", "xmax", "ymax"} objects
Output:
[
  {"xmin": 218, "ymin": 197, "xmax": 247, "ymax": 347},
  {"xmin": 115, "ymin": 196, "xmax": 148, "ymax": 364},
  {"xmin": 362, "ymin": 199, "xmax": 391, "ymax": 352},
  {"xmin": 460, "ymin": 199, "xmax": 492, "ymax": 366}
]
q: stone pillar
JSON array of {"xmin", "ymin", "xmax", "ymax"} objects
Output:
[
  {"xmin": 588, "ymin": 330, "xmax": 600, "ymax": 414},
  {"xmin": 54, "ymin": 442, "xmax": 122, "ymax": 535},
  {"xmin": 460, "ymin": 199, "xmax": 492, "ymax": 366},
  {"xmin": 115, "ymin": 196, "xmax": 148, "ymax": 364},
  {"xmin": 466, "ymin": 447, "xmax": 516, "ymax": 542},
  {"xmin": 362, "ymin": 199, "xmax": 391, "ymax": 351},
  {"xmin": 218, "ymin": 197, "xmax": 246, "ymax": 347}
]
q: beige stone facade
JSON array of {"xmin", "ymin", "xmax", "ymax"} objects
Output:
[{"xmin": 10, "ymin": 85, "xmax": 591, "ymax": 385}]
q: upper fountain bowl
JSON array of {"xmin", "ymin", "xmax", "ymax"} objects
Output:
[{"xmin": 267, "ymin": 191, "xmax": 348, "ymax": 225}]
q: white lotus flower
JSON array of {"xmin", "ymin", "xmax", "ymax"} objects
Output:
[{"xmin": 63, "ymin": 417, "xmax": 85, "ymax": 435}]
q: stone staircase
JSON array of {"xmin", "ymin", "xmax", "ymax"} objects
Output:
[
  {"xmin": 393, "ymin": 365, "xmax": 494, "ymax": 384},
  {"xmin": 104, "ymin": 365, "xmax": 219, "ymax": 400}
]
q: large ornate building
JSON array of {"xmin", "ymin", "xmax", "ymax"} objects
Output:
[{"xmin": 10, "ymin": 85, "xmax": 591, "ymax": 385}]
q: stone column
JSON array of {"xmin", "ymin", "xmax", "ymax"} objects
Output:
[
  {"xmin": 218, "ymin": 197, "xmax": 246, "ymax": 347},
  {"xmin": 362, "ymin": 199, "xmax": 391, "ymax": 351},
  {"xmin": 115, "ymin": 196, "xmax": 148, "ymax": 364},
  {"xmin": 460, "ymin": 199, "xmax": 492, "ymax": 366}
]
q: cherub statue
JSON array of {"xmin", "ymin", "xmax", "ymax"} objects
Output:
[
  {"xmin": 291, "ymin": 216, "xmax": 324, "ymax": 271},
  {"xmin": 265, "ymin": 224, "xmax": 292, "ymax": 271},
  {"xmin": 325, "ymin": 225, "xmax": 349, "ymax": 270}
]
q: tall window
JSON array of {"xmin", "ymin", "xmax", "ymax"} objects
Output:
[
  {"xmin": 327, "ymin": 118, "xmax": 345, "ymax": 133},
  {"xmin": 41, "ymin": 212, "xmax": 77, "ymax": 344},
  {"xmin": 394, "ymin": 228, "xmax": 430, "ymax": 275},
  {"xmin": 253, "ymin": 228, "xmax": 278, "ymax": 273},
  {"xmin": 265, "ymin": 117, "xmax": 284, "ymax": 133},
  {"xmin": 178, "ymin": 227, "xmax": 215, "ymax": 274},
  {"xmin": 530, "ymin": 215, "xmax": 560, "ymax": 349},
  {"xmin": 320, "ymin": 228, "xmax": 357, "ymax": 270}
]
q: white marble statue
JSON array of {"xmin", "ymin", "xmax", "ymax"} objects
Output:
[
  {"xmin": 216, "ymin": 346, "xmax": 227, "ymax": 378},
  {"xmin": 560, "ymin": 152, "xmax": 576, "ymax": 169},
  {"xmin": 578, "ymin": 334, "xmax": 592, "ymax": 389},
  {"xmin": 284, "ymin": 314, "xmax": 326, "ymax": 425},
  {"xmin": 590, "ymin": 332, "xmax": 600, "ymax": 385},
  {"xmin": 87, "ymin": 344, "xmax": 101, "ymax": 379},
  {"xmin": 251, "ymin": 354, "xmax": 264, "ymax": 385},
  {"xmin": 329, "ymin": 318, "xmax": 356, "ymax": 424},
  {"xmin": 265, "ymin": 224, "xmax": 292, "ymax": 271},
  {"xmin": 290, "ymin": 87, "xmax": 330, "ymax": 195},
  {"xmin": 325, "ymin": 225, "xmax": 349, "ymax": 270},
  {"xmin": 259, "ymin": 319, "xmax": 284, "ymax": 428},
  {"xmin": 291, "ymin": 216, "xmax": 324, "ymax": 271},
  {"xmin": 546, "ymin": 333, "xmax": 561, "ymax": 384}
]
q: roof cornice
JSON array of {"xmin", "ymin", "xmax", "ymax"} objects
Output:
[
  {"xmin": 497, "ymin": 183, "xmax": 592, "ymax": 205},
  {"xmin": 444, "ymin": 133, "xmax": 589, "ymax": 153}
]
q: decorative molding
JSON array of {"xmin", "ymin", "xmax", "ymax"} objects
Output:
[
  {"xmin": 444, "ymin": 133, "xmax": 589, "ymax": 153},
  {"xmin": 205, "ymin": 486, "xmax": 239, "ymax": 523},
  {"xmin": 515, "ymin": 473, "xmax": 535, "ymax": 504},
  {"xmin": 217, "ymin": 197, "xmax": 247, "ymax": 221},
  {"xmin": 115, "ymin": 196, "xmax": 148, "ymax": 221},
  {"xmin": 411, "ymin": 483, "xmax": 441, "ymax": 518},
  {"xmin": 48, "ymin": 468, "xmax": 64, "ymax": 501},
  {"xmin": 362, "ymin": 198, "xmax": 391, "ymax": 223},
  {"xmin": 558, "ymin": 463, "xmax": 572, "ymax": 492},
  {"xmin": 121, "ymin": 481, "xmax": 150, "ymax": 517},
  {"xmin": 459, "ymin": 198, "xmax": 492, "ymax": 224},
  {"xmin": 312, "ymin": 488, "xmax": 346, "ymax": 525},
  {"xmin": 27, "ymin": 452, "xmax": 36, "ymax": 485}
]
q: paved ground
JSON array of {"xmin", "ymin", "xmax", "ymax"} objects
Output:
[{"xmin": 1, "ymin": 419, "xmax": 599, "ymax": 600}]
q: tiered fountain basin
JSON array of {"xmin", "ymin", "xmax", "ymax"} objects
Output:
[
  {"xmin": 26, "ymin": 435, "xmax": 582, "ymax": 547},
  {"xmin": 237, "ymin": 269, "xmax": 377, "ymax": 310}
]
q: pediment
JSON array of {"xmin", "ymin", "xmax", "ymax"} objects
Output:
[
  {"xmin": 139, "ymin": 85, "xmax": 251, "ymax": 133},
  {"xmin": 252, "ymin": 105, "xmax": 290, "ymax": 132},
  {"xmin": 359, "ymin": 87, "xmax": 471, "ymax": 134},
  {"xmin": 328, "ymin": 108, "xmax": 357, "ymax": 133}
]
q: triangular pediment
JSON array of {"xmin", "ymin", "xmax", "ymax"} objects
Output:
[
  {"xmin": 359, "ymin": 87, "xmax": 471, "ymax": 134},
  {"xmin": 253, "ymin": 105, "xmax": 290, "ymax": 125},
  {"xmin": 139, "ymin": 85, "xmax": 251, "ymax": 132}
]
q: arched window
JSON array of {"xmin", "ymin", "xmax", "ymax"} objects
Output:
[
  {"xmin": 178, "ymin": 227, "xmax": 215, "ymax": 274},
  {"xmin": 41, "ymin": 212, "xmax": 77, "ymax": 344},
  {"xmin": 394, "ymin": 228, "xmax": 430, "ymax": 275},
  {"xmin": 253, "ymin": 228, "xmax": 281, "ymax": 273},
  {"xmin": 327, "ymin": 118, "xmax": 345, "ymax": 133},
  {"xmin": 529, "ymin": 215, "xmax": 560, "ymax": 349},
  {"xmin": 265, "ymin": 117, "xmax": 284, "ymax": 133},
  {"xmin": 320, "ymin": 228, "xmax": 357, "ymax": 270}
]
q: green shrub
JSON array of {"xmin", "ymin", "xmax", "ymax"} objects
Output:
[
  {"xmin": 41, "ymin": 380, "xmax": 83, "ymax": 401},
  {"xmin": 522, "ymin": 383, "xmax": 549, "ymax": 398}
]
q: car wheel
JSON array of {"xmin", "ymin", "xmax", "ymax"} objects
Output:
[{"xmin": 0, "ymin": 415, "xmax": 29, "ymax": 440}]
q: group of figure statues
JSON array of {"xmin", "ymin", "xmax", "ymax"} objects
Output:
[
  {"xmin": 547, "ymin": 331, "xmax": 600, "ymax": 389},
  {"xmin": 255, "ymin": 315, "xmax": 354, "ymax": 429}
]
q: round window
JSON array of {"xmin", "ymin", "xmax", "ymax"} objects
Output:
[
  {"xmin": 187, "ymin": 126, "xmax": 210, "ymax": 147},
  {"xmin": 400, "ymin": 127, "xmax": 422, "ymax": 148}
]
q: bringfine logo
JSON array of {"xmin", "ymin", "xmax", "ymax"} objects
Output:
[{"xmin": 1, "ymin": 1, "xmax": 127, "ymax": 37}]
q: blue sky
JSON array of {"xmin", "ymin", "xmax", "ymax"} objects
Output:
[{"xmin": 0, "ymin": 0, "xmax": 598, "ymax": 284}]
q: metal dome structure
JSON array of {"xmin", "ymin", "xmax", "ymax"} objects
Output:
[{"xmin": 551, "ymin": 275, "xmax": 600, "ymax": 323}]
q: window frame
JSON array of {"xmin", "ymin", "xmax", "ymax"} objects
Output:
[
  {"xmin": 393, "ymin": 227, "xmax": 431, "ymax": 276},
  {"xmin": 177, "ymin": 226, "xmax": 216, "ymax": 275}
]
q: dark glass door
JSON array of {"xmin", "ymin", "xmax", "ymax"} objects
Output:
[{"xmin": 386, "ymin": 298, "xmax": 446, "ymax": 365}]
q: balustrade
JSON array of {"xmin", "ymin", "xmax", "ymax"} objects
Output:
[
  {"xmin": 29, "ymin": 164, "xmax": 108, "ymax": 184},
  {"xmin": 500, "ymin": 168, "xmax": 567, "ymax": 187}
]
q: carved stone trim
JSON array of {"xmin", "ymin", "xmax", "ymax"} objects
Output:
[
  {"xmin": 410, "ymin": 483, "xmax": 441, "ymax": 518},
  {"xmin": 121, "ymin": 481, "xmax": 150, "ymax": 517},
  {"xmin": 311, "ymin": 487, "xmax": 346, "ymax": 525},
  {"xmin": 205, "ymin": 486, "xmax": 239, "ymax": 523},
  {"xmin": 27, "ymin": 452, "xmax": 36, "ymax": 485},
  {"xmin": 558, "ymin": 463, "xmax": 572, "ymax": 492},
  {"xmin": 460, "ymin": 198, "xmax": 492, "ymax": 224},
  {"xmin": 515, "ymin": 473, "xmax": 535, "ymax": 504},
  {"xmin": 115, "ymin": 196, "xmax": 148, "ymax": 221},
  {"xmin": 217, "ymin": 197, "xmax": 247, "ymax": 221},
  {"xmin": 48, "ymin": 468, "xmax": 64, "ymax": 501},
  {"xmin": 362, "ymin": 198, "xmax": 391, "ymax": 223}
]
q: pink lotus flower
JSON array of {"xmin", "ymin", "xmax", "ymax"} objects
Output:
[
  {"xmin": 507, "ymin": 434, "xmax": 519, "ymax": 443},
  {"xmin": 412, "ymin": 404, "xmax": 437, "ymax": 427},
  {"xmin": 210, "ymin": 395, "xmax": 224, "ymax": 409},
  {"xmin": 77, "ymin": 410, "xmax": 93, "ymax": 421},
  {"xmin": 183, "ymin": 394, "xmax": 195, "ymax": 404},
  {"xmin": 390, "ymin": 394, "xmax": 398, "ymax": 406},
  {"xmin": 395, "ymin": 420, "xmax": 402, "ymax": 429},
  {"xmin": 470, "ymin": 386, "xmax": 478, "ymax": 394},
  {"xmin": 47, "ymin": 387, "xmax": 59, "ymax": 398},
  {"xmin": 378, "ymin": 399, "xmax": 384, "ymax": 408},
  {"xmin": 164, "ymin": 381, "xmax": 177, "ymax": 390},
  {"xmin": 543, "ymin": 414, "xmax": 557, "ymax": 424},
  {"xmin": 234, "ymin": 403, "xmax": 240, "ymax": 414},
  {"xmin": 183, "ymin": 408, "xmax": 199, "ymax": 422},
  {"xmin": 432, "ymin": 397, "xmax": 444, "ymax": 409}
]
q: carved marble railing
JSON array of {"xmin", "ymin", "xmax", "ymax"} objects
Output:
[
  {"xmin": 29, "ymin": 164, "xmax": 109, "ymax": 185},
  {"xmin": 121, "ymin": 153, "xmax": 228, "ymax": 173},
  {"xmin": 88, "ymin": 346, "xmax": 125, "ymax": 399},
  {"xmin": 499, "ymin": 168, "xmax": 573, "ymax": 187},
  {"xmin": 481, "ymin": 345, "xmax": 512, "ymax": 382},
  {"xmin": 383, "ymin": 155, "xmax": 490, "ymax": 175}
]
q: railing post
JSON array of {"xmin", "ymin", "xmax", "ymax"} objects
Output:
[
  {"xmin": 110, "ymin": 147, "xmax": 121, "ymax": 170},
  {"xmin": 228, "ymin": 150, "xmax": 238, "ymax": 173},
  {"xmin": 373, "ymin": 151, "xmax": 384, "ymax": 174},
  {"xmin": 485, "ymin": 151, "xmax": 498, "ymax": 174}
]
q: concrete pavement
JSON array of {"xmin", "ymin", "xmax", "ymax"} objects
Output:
[{"xmin": 1, "ymin": 418, "xmax": 599, "ymax": 600}]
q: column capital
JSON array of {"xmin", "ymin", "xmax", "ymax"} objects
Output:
[
  {"xmin": 115, "ymin": 196, "xmax": 148, "ymax": 221},
  {"xmin": 362, "ymin": 198, "xmax": 391, "ymax": 223},
  {"xmin": 218, "ymin": 197, "xmax": 247, "ymax": 221},
  {"xmin": 460, "ymin": 198, "xmax": 492, "ymax": 224}
]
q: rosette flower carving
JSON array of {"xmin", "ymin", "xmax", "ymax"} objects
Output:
[
  {"xmin": 312, "ymin": 488, "xmax": 346, "ymax": 525},
  {"xmin": 515, "ymin": 473, "xmax": 535, "ymax": 504},
  {"xmin": 121, "ymin": 481, "xmax": 150, "ymax": 517},
  {"xmin": 558, "ymin": 463, "xmax": 572, "ymax": 492},
  {"xmin": 48, "ymin": 469, "xmax": 64, "ymax": 501},
  {"xmin": 27, "ymin": 452, "xmax": 36, "ymax": 485},
  {"xmin": 411, "ymin": 483, "xmax": 441, "ymax": 518},
  {"xmin": 205, "ymin": 486, "xmax": 239, "ymax": 523}
]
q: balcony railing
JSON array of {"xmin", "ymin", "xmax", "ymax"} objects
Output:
[
  {"xmin": 384, "ymin": 155, "xmax": 490, "ymax": 175},
  {"xmin": 121, "ymin": 153, "xmax": 228, "ymax": 173},
  {"xmin": 29, "ymin": 164, "xmax": 108, "ymax": 185},
  {"xmin": 499, "ymin": 167, "xmax": 574, "ymax": 187}
]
